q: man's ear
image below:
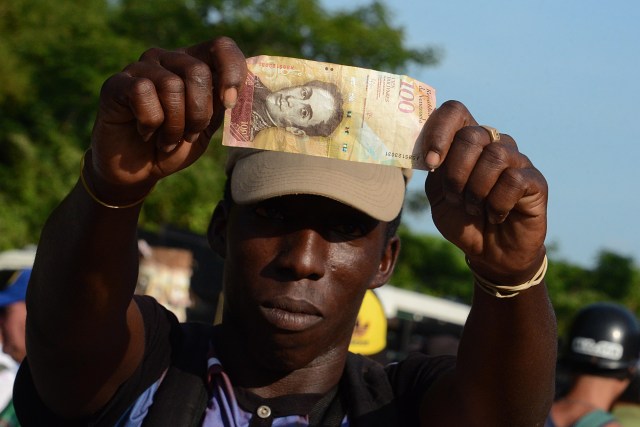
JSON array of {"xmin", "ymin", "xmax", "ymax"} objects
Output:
[
  {"xmin": 285, "ymin": 126, "xmax": 306, "ymax": 136},
  {"xmin": 370, "ymin": 235, "xmax": 401, "ymax": 289},
  {"xmin": 208, "ymin": 201, "xmax": 229, "ymax": 258}
]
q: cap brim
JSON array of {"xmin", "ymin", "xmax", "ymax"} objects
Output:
[{"xmin": 227, "ymin": 149, "xmax": 406, "ymax": 222}]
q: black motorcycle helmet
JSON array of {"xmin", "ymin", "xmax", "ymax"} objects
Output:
[{"xmin": 560, "ymin": 302, "xmax": 640, "ymax": 379}]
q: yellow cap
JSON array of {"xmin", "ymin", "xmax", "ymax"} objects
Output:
[{"xmin": 349, "ymin": 289, "xmax": 387, "ymax": 355}]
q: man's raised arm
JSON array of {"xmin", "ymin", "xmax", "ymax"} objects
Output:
[
  {"xmin": 23, "ymin": 37, "xmax": 247, "ymax": 418},
  {"xmin": 417, "ymin": 100, "xmax": 557, "ymax": 426}
]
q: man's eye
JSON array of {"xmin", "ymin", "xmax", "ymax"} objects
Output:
[
  {"xmin": 333, "ymin": 223, "xmax": 365, "ymax": 238},
  {"xmin": 254, "ymin": 206, "xmax": 285, "ymax": 220},
  {"xmin": 300, "ymin": 87, "xmax": 311, "ymax": 99},
  {"xmin": 300, "ymin": 106, "xmax": 310, "ymax": 119}
]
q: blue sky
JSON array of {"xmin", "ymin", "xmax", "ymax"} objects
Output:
[{"xmin": 322, "ymin": 0, "xmax": 640, "ymax": 267}]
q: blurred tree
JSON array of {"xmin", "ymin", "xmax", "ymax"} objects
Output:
[
  {"xmin": 592, "ymin": 250, "xmax": 635, "ymax": 300},
  {"xmin": 0, "ymin": 0, "xmax": 139, "ymax": 250},
  {"xmin": 110, "ymin": 0, "xmax": 439, "ymax": 71},
  {"xmin": 545, "ymin": 258, "xmax": 600, "ymax": 335},
  {"xmin": 391, "ymin": 226, "xmax": 473, "ymax": 303}
]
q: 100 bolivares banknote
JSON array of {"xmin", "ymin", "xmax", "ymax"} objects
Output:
[{"xmin": 222, "ymin": 56, "xmax": 435, "ymax": 170}]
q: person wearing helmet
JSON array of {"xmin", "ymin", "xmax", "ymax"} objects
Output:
[{"xmin": 545, "ymin": 302, "xmax": 640, "ymax": 427}]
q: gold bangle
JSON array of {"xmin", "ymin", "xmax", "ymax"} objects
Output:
[
  {"xmin": 467, "ymin": 255, "xmax": 548, "ymax": 298},
  {"xmin": 79, "ymin": 150, "xmax": 153, "ymax": 209}
]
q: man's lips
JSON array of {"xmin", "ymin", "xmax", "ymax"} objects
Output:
[{"xmin": 260, "ymin": 297, "xmax": 323, "ymax": 331}]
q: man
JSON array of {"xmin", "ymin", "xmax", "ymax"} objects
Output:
[
  {"xmin": 14, "ymin": 37, "xmax": 556, "ymax": 426},
  {"xmin": 232, "ymin": 71, "xmax": 345, "ymax": 140},
  {"xmin": 546, "ymin": 302, "xmax": 640, "ymax": 427},
  {"xmin": 0, "ymin": 268, "xmax": 30, "ymax": 427}
]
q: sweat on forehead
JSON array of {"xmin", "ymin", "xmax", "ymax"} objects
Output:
[{"xmin": 224, "ymin": 148, "xmax": 407, "ymax": 222}]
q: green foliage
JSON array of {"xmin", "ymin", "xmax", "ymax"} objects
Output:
[
  {"xmin": 108, "ymin": 0, "xmax": 440, "ymax": 71},
  {"xmin": 391, "ymin": 225, "xmax": 473, "ymax": 304},
  {"xmin": 0, "ymin": 0, "xmax": 141, "ymax": 250},
  {"xmin": 592, "ymin": 251, "xmax": 636, "ymax": 300}
]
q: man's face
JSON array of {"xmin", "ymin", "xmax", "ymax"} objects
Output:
[
  {"xmin": 265, "ymin": 85, "xmax": 337, "ymax": 134},
  {"xmin": 215, "ymin": 195, "xmax": 398, "ymax": 371},
  {"xmin": 0, "ymin": 301, "xmax": 27, "ymax": 363}
]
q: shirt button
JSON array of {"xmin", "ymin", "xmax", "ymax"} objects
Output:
[{"xmin": 257, "ymin": 405, "xmax": 271, "ymax": 419}]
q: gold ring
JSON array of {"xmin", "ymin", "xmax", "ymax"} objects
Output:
[{"xmin": 480, "ymin": 125, "xmax": 501, "ymax": 143}]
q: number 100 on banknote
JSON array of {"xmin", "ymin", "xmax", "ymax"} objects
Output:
[{"xmin": 222, "ymin": 55, "xmax": 436, "ymax": 170}]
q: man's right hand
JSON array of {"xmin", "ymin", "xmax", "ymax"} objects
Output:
[{"xmin": 86, "ymin": 37, "xmax": 248, "ymax": 206}]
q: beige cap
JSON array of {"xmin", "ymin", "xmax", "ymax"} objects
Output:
[{"xmin": 225, "ymin": 148, "xmax": 407, "ymax": 222}]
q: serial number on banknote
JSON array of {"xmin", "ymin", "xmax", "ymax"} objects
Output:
[{"xmin": 385, "ymin": 151, "xmax": 420, "ymax": 161}]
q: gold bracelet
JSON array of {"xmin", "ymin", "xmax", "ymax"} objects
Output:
[
  {"xmin": 79, "ymin": 150, "xmax": 154, "ymax": 209},
  {"xmin": 467, "ymin": 255, "xmax": 548, "ymax": 298}
]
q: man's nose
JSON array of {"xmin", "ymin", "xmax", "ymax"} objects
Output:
[
  {"xmin": 275, "ymin": 228, "xmax": 327, "ymax": 281},
  {"xmin": 283, "ymin": 95, "xmax": 299, "ymax": 107}
]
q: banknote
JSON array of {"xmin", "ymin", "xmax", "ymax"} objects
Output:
[{"xmin": 221, "ymin": 56, "xmax": 436, "ymax": 170}]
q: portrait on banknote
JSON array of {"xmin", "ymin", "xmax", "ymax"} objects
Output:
[{"xmin": 232, "ymin": 72, "xmax": 345, "ymax": 141}]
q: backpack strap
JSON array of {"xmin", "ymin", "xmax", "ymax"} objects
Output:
[
  {"xmin": 574, "ymin": 409, "xmax": 617, "ymax": 427},
  {"xmin": 142, "ymin": 322, "xmax": 214, "ymax": 427}
]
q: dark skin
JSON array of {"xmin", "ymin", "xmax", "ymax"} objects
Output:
[
  {"xmin": 24, "ymin": 37, "xmax": 556, "ymax": 426},
  {"xmin": 208, "ymin": 195, "xmax": 399, "ymax": 396}
]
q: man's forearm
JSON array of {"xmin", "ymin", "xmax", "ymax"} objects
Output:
[
  {"xmin": 27, "ymin": 178, "xmax": 143, "ymax": 362},
  {"xmin": 455, "ymin": 284, "xmax": 557, "ymax": 426}
]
